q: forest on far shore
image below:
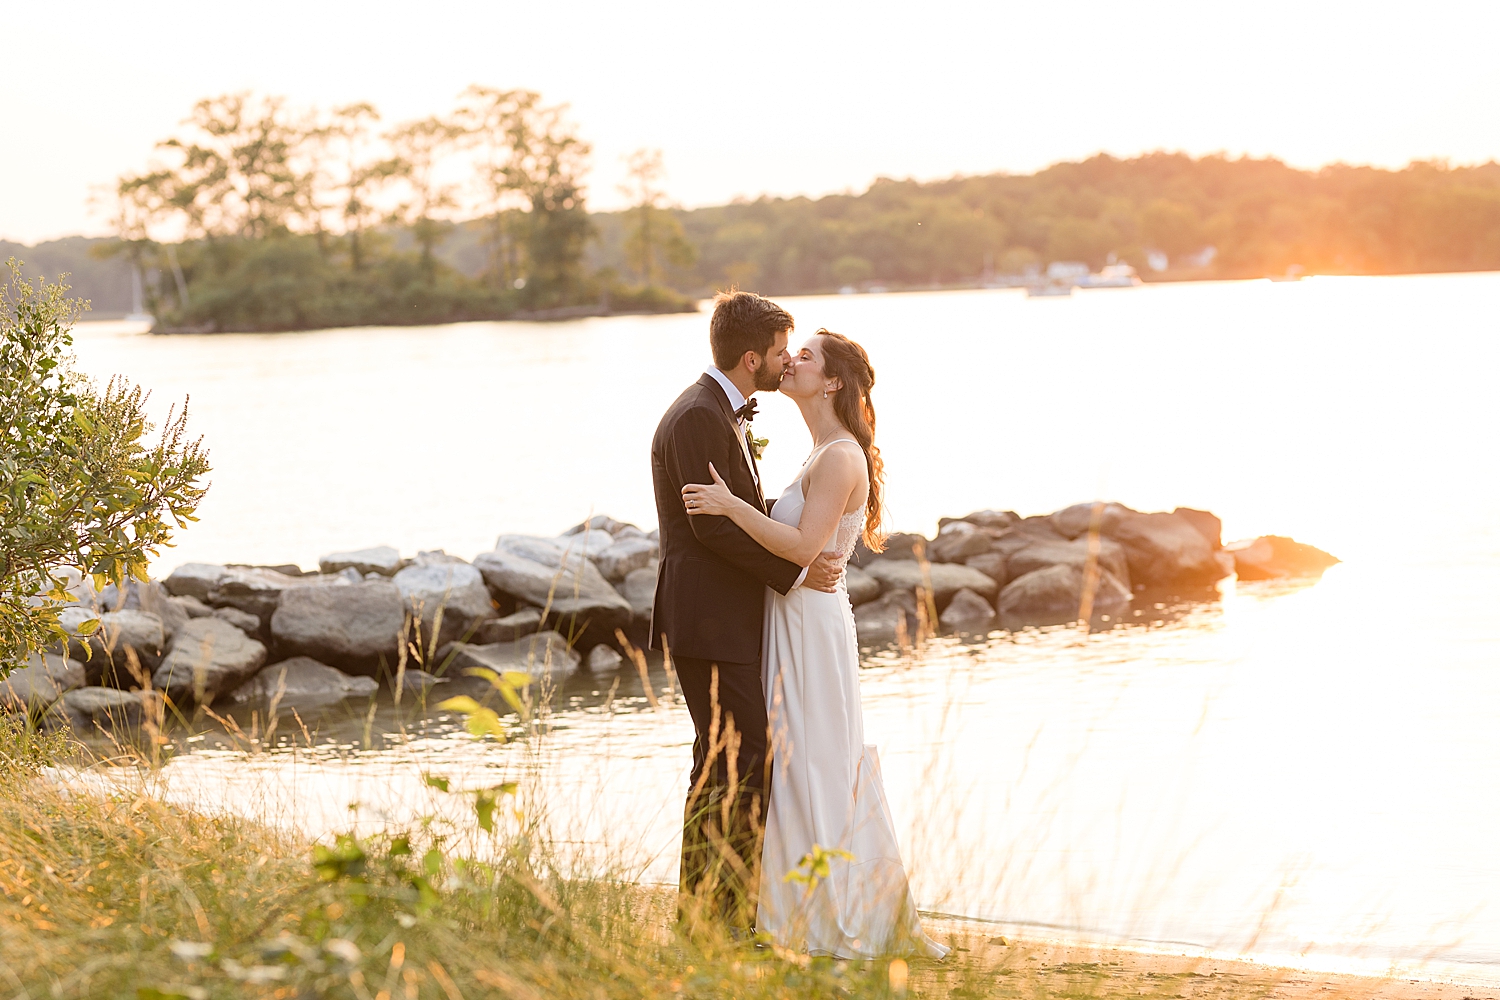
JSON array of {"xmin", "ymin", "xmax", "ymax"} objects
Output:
[{"xmin": 7, "ymin": 147, "xmax": 1500, "ymax": 323}]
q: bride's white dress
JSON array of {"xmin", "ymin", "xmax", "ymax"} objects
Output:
[{"xmin": 756, "ymin": 439, "xmax": 948, "ymax": 959}]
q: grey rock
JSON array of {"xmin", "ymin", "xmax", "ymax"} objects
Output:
[
  {"xmin": 469, "ymin": 608, "xmax": 545, "ymax": 644},
  {"xmin": 1006, "ymin": 537, "xmax": 1132, "ymax": 592},
  {"xmin": 213, "ymin": 606, "xmax": 263, "ymax": 635},
  {"xmin": 586, "ymin": 644, "xmax": 624, "ymax": 672},
  {"xmin": 844, "ymin": 565, "xmax": 881, "ymax": 607},
  {"xmin": 171, "ymin": 595, "xmax": 215, "ymax": 619},
  {"xmin": 436, "ymin": 631, "xmax": 581, "ymax": 682},
  {"xmin": 66, "ymin": 610, "xmax": 167, "ymax": 686},
  {"xmin": 867, "ymin": 532, "xmax": 930, "ymax": 562},
  {"xmin": 318, "ymin": 545, "xmax": 404, "ymax": 577},
  {"xmin": 414, "ymin": 549, "xmax": 468, "ymax": 566},
  {"xmin": 1109, "ymin": 511, "xmax": 1227, "ymax": 588},
  {"xmin": 0, "ymin": 652, "xmax": 85, "ymax": 713},
  {"xmin": 564, "ymin": 514, "xmax": 633, "ymax": 537},
  {"xmin": 940, "ymin": 509, "xmax": 1018, "ymax": 532},
  {"xmin": 863, "ymin": 559, "xmax": 1000, "ymax": 605},
  {"xmin": 474, "ymin": 540, "xmax": 633, "ymax": 643},
  {"xmin": 939, "ymin": 588, "xmax": 998, "ymax": 634},
  {"xmin": 611, "ymin": 525, "xmax": 649, "ymax": 541},
  {"xmin": 1050, "ymin": 502, "xmax": 1135, "ymax": 541},
  {"xmin": 998, "ymin": 564, "xmax": 1131, "ymax": 624},
  {"xmin": 964, "ymin": 552, "xmax": 1008, "ymax": 588},
  {"xmin": 853, "ymin": 590, "xmax": 921, "ymax": 643},
  {"xmin": 394, "ymin": 562, "xmax": 495, "ymax": 648},
  {"xmin": 647, "ymin": 528, "xmax": 660, "ymax": 543},
  {"xmin": 45, "ymin": 687, "xmax": 150, "ymax": 734},
  {"xmin": 621, "ymin": 565, "xmax": 658, "ymax": 615},
  {"xmin": 929, "ymin": 522, "xmax": 995, "ymax": 563},
  {"xmin": 225, "ymin": 656, "xmax": 378, "ymax": 709},
  {"xmin": 154, "ymin": 617, "xmax": 268, "ymax": 703},
  {"xmin": 395, "ymin": 669, "xmax": 447, "ymax": 696},
  {"xmin": 211, "ymin": 566, "xmax": 332, "ymax": 622},
  {"xmin": 1173, "ymin": 508, "xmax": 1223, "ymax": 550},
  {"xmin": 163, "ymin": 563, "xmax": 228, "ymax": 602},
  {"xmin": 553, "ymin": 531, "xmax": 615, "ymax": 560},
  {"xmin": 594, "ymin": 536, "xmax": 660, "ymax": 583},
  {"xmin": 270, "ymin": 581, "xmax": 405, "ymax": 675},
  {"xmin": 1226, "ymin": 536, "xmax": 1340, "ymax": 580},
  {"xmin": 30, "ymin": 565, "xmax": 97, "ymax": 609}
]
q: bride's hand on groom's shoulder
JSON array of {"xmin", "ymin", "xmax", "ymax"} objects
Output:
[{"xmin": 682, "ymin": 462, "xmax": 738, "ymax": 517}]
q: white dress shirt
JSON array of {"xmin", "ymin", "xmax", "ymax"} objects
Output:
[{"xmin": 704, "ymin": 366, "xmax": 809, "ymax": 588}]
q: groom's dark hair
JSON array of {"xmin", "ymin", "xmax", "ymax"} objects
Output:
[{"xmin": 709, "ymin": 289, "xmax": 793, "ymax": 371}]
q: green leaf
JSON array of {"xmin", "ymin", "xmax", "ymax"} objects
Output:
[{"xmin": 423, "ymin": 774, "xmax": 450, "ymax": 793}]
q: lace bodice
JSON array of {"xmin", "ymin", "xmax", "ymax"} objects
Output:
[{"xmin": 769, "ymin": 438, "xmax": 867, "ymax": 566}]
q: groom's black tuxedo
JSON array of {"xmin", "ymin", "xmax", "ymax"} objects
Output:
[
  {"xmin": 651, "ymin": 373, "xmax": 802, "ymax": 929},
  {"xmin": 650, "ymin": 374, "xmax": 802, "ymax": 662}
]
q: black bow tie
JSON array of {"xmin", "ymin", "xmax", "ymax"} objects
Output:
[{"xmin": 733, "ymin": 398, "xmax": 758, "ymax": 422}]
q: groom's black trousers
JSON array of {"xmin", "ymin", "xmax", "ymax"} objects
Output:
[{"xmin": 674, "ymin": 654, "xmax": 772, "ymax": 930}]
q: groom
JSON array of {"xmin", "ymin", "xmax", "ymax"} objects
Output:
[{"xmin": 651, "ymin": 290, "xmax": 845, "ymax": 932}]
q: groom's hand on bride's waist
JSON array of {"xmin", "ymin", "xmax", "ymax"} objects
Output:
[{"xmin": 803, "ymin": 551, "xmax": 846, "ymax": 593}]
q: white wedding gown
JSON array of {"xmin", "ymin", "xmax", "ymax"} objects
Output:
[{"xmin": 756, "ymin": 439, "xmax": 948, "ymax": 959}]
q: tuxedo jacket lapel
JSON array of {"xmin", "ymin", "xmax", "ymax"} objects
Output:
[{"xmin": 695, "ymin": 374, "xmax": 766, "ymax": 511}]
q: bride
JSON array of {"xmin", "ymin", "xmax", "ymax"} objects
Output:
[{"xmin": 682, "ymin": 329, "xmax": 948, "ymax": 959}]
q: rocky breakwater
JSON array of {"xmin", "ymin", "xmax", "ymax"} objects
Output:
[
  {"xmin": 848, "ymin": 503, "xmax": 1338, "ymax": 642},
  {"xmin": 3, "ymin": 518, "xmax": 661, "ymax": 737}
]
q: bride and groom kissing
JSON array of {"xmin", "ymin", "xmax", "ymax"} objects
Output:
[{"xmin": 650, "ymin": 290, "xmax": 946, "ymax": 958}]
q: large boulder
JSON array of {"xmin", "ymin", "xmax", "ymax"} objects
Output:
[
  {"xmin": 860, "ymin": 532, "xmax": 929, "ymax": 564},
  {"xmin": 939, "ymin": 509, "xmax": 1018, "ymax": 532},
  {"xmin": 964, "ymin": 552, "xmax": 1008, "ymax": 588},
  {"xmin": 998, "ymin": 564, "xmax": 1131, "ymax": 626},
  {"xmin": 1227, "ymin": 536, "xmax": 1340, "ymax": 580},
  {"xmin": 44, "ymin": 687, "xmax": 150, "ymax": 734},
  {"xmin": 318, "ymin": 546, "xmax": 404, "ymax": 577},
  {"xmin": 212, "ymin": 606, "xmax": 263, "ymax": 637},
  {"xmin": 1109, "ymin": 511, "xmax": 1227, "ymax": 588},
  {"xmin": 939, "ymin": 588, "xmax": 997, "ymax": 634},
  {"xmin": 1050, "ymin": 502, "xmax": 1134, "ymax": 540},
  {"xmin": 563, "ymin": 514, "xmax": 634, "ymax": 537},
  {"xmin": 225, "ymin": 656, "xmax": 378, "ymax": 711},
  {"xmin": 469, "ymin": 608, "xmax": 545, "ymax": 645},
  {"xmin": 474, "ymin": 537, "xmax": 632, "ymax": 646},
  {"xmin": 863, "ymin": 559, "xmax": 1000, "ymax": 607},
  {"xmin": 0, "ymin": 652, "xmax": 85, "ymax": 714},
  {"xmin": 1005, "ymin": 536, "xmax": 1132, "ymax": 592},
  {"xmin": 853, "ymin": 590, "xmax": 921, "ymax": 644},
  {"xmin": 270, "ymin": 580, "xmax": 405, "ymax": 676},
  {"xmin": 97, "ymin": 579, "xmax": 189, "ymax": 638},
  {"xmin": 594, "ymin": 536, "xmax": 660, "ymax": 583},
  {"xmin": 393, "ymin": 562, "xmax": 495, "ymax": 648},
  {"xmin": 210, "ymin": 566, "xmax": 332, "ymax": 623},
  {"xmin": 163, "ymin": 563, "xmax": 229, "ymax": 602},
  {"xmin": 80, "ymin": 610, "xmax": 169, "ymax": 686},
  {"xmin": 30, "ymin": 566, "xmax": 97, "ymax": 609},
  {"xmin": 1173, "ymin": 508, "xmax": 1223, "ymax": 550},
  {"xmin": 153, "ymin": 617, "xmax": 268, "ymax": 704},
  {"xmin": 928, "ymin": 522, "xmax": 996, "ymax": 564},
  {"xmin": 437, "ymin": 630, "xmax": 581, "ymax": 682},
  {"xmin": 553, "ymin": 531, "xmax": 616, "ymax": 560},
  {"xmin": 844, "ymin": 565, "xmax": 881, "ymax": 607}
]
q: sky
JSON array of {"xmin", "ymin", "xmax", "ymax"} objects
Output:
[{"xmin": 4, "ymin": 0, "xmax": 1499, "ymax": 245}]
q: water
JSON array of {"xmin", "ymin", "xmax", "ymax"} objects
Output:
[{"xmin": 71, "ymin": 274, "xmax": 1500, "ymax": 980}]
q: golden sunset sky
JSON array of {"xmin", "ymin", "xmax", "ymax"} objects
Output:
[{"xmin": 4, "ymin": 0, "xmax": 1498, "ymax": 244}]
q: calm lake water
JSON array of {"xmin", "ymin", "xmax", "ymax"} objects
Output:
[{"xmin": 73, "ymin": 274, "xmax": 1500, "ymax": 981}]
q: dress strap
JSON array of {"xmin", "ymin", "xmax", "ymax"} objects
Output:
[{"xmin": 805, "ymin": 437, "xmax": 861, "ymax": 463}]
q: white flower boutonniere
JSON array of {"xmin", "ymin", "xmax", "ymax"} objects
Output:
[{"xmin": 748, "ymin": 429, "xmax": 769, "ymax": 462}]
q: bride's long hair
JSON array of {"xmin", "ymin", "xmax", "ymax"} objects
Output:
[{"xmin": 817, "ymin": 330, "xmax": 887, "ymax": 553}]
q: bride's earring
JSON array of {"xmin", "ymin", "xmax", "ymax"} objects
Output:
[{"xmin": 822, "ymin": 386, "xmax": 829, "ymax": 399}]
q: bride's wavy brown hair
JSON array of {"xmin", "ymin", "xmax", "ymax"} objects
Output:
[{"xmin": 817, "ymin": 329, "xmax": 887, "ymax": 552}]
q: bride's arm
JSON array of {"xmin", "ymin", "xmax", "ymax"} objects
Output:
[{"xmin": 682, "ymin": 447, "xmax": 862, "ymax": 566}]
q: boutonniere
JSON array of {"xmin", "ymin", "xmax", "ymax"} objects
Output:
[{"xmin": 747, "ymin": 429, "xmax": 769, "ymax": 461}]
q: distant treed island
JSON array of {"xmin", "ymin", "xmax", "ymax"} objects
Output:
[{"xmin": 7, "ymin": 87, "xmax": 1500, "ymax": 331}]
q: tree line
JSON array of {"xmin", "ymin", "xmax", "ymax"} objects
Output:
[{"xmin": 106, "ymin": 89, "xmax": 691, "ymax": 331}]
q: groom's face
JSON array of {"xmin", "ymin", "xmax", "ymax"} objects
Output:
[{"xmin": 751, "ymin": 329, "xmax": 792, "ymax": 392}]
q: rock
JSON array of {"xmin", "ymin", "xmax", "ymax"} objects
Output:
[
  {"xmin": 863, "ymin": 559, "xmax": 1000, "ymax": 606},
  {"xmin": 1050, "ymin": 502, "xmax": 1134, "ymax": 541},
  {"xmin": 564, "ymin": 514, "xmax": 633, "ymax": 537},
  {"xmin": 1227, "ymin": 536, "xmax": 1340, "ymax": 580},
  {"xmin": 586, "ymin": 644, "xmax": 624, "ymax": 672},
  {"xmin": 414, "ymin": 549, "xmax": 468, "ymax": 566},
  {"xmin": 647, "ymin": 528, "xmax": 660, "ymax": 543},
  {"xmin": 929, "ymin": 522, "xmax": 995, "ymax": 564},
  {"xmin": 1005, "ymin": 537, "xmax": 1132, "ymax": 592},
  {"xmin": 0, "ymin": 652, "xmax": 85, "ymax": 714},
  {"xmin": 318, "ymin": 546, "xmax": 404, "ymax": 577},
  {"xmin": 612, "ymin": 525, "xmax": 649, "ymax": 541},
  {"xmin": 869, "ymin": 532, "xmax": 930, "ymax": 562},
  {"xmin": 621, "ymin": 566, "xmax": 658, "ymax": 618},
  {"xmin": 212, "ymin": 606, "xmax": 263, "ymax": 635},
  {"xmin": 853, "ymin": 590, "xmax": 921, "ymax": 643},
  {"xmin": 964, "ymin": 552, "xmax": 1008, "ymax": 587},
  {"xmin": 436, "ymin": 631, "xmax": 581, "ymax": 682},
  {"xmin": 229, "ymin": 563, "xmax": 306, "ymax": 577},
  {"xmin": 395, "ymin": 669, "xmax": 446, "ymax": 696},
  {"xmin": 474, "ymin": 539, "xmax": 633, "ymax": 646},
  {"xmin": 163, "ymin": 563, "xmax": 228, "ymax": 602},
  {"xmin": 211, "ymin": 566, "xmax": 331, "ymax": 623},
  {"xmin": 938, "ymin": 588, "xmax": 997, "ymax": 634},
  {"xmin": 225, "ymin": 656, "xmax": 378, "ymax": 709},
  {"xmin": 1109, "ymin": 511, "xmax": 1227, "ymax": 588},
  {"xmin": 939, "ymin": 509, "xmax": 1018, "ymax": 532},
  {"xmin": 97, "ymin": 579, "xmax": 186, "ymax": 636},
  {"xmin": 553, "ymin": 531, "xmax": 615, "ymax": 560},
  {"xmin": 31, "ymin": 565, "xmax": 96, "ymax": 609},
  {"xmin": 469, "ymin": 608, "xmax": 545, "ymax": 644},
  {"xmin": 45, "ymin": 687, "xmax": 150, "ymax": 734},
  {"xmin": 594, "ymin": 536, "xmax": 660, "ymax": 583},
  {"xmin": 1173, "ymin": 508, "xmax": 1223, "ymax": 550},
  {"xmin": 171, "ymin": 595, "xmax": 215, "ymax": 619},
  {"xmin": 270, "ymin": 581, "xmax": 405, "ymax": 675},
  {"xmin": 393, "ymin": 562, "xmax": 495, "ymax": 648},
  {"xmin": 85, "ymin": 610, "xmax": 169, "ymax": 685},
  {"xmin": 844, "ymin": 565, "xmax": 881, "ymax": 607},
  {"xmin": 998, "ymin": 564, "xmax": 1131, "ymax": 625},
  {"xmin": 153, "ymin": 617, "xmax": 268, "ymax": 704}
]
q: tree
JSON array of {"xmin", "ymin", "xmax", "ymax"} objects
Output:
[
  {"xmin": 0, "ymin": 261, "xmax": 210, "ymax": 667},
  {"xmin": 318, "ymin": 103, "xmax": 400, "ymax": 272},
  {"xmin": 454, "ymin": 86, "xmax": 534, "ymax": 289},
  {"xmin": 387, "ymin": 115, "xmax": 464, "ymax": 282},
  {"xmin": 618, "ymin": 148, "xmax": 695, "ymax": 287}
]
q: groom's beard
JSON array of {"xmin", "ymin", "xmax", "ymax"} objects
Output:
[{"xmin": 752, "ymin": 363, "xmax": 784, "ymax": 393}]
